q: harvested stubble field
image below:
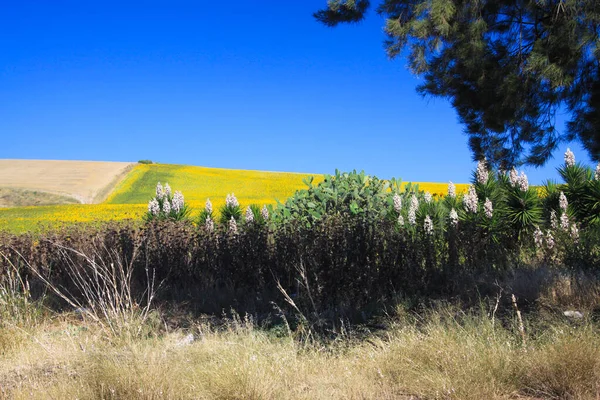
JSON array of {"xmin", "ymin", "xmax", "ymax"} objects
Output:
[
  {"xmin": 0, "ymin": 159, "xmax": 134, "ymax": 205},
  {"xmin": 0, "ymin": 187, "xmax": 80, "ymax": 208},
  {"xmin": 0, "ymin": 161, "xmax": 468, "ymax": 233}
]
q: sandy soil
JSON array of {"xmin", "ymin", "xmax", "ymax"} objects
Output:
[{"xmin": 0, "ymin": 160, "xmax": 135, "ymax": 204}]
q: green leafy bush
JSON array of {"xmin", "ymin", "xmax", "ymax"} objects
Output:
[{"xmin": 272, "ymin": 170, "xmax": 400, "ymax": 227}]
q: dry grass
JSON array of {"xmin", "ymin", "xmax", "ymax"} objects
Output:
[
  {"xmin": 1, "ymin": 304, "xmax": 599, "ymax": 400},
  {"xmin": 2, "ymin": 246, "xmax": 600, "ymax": 399},
  {"xmin": 540, "ymin": 271, "xmax": 600, "ymax": 313},
  {"xmin": 0, "ymin": 160, "xmax": 134, "ymax": 204},
  {"xmin": 0, "ymin": 187, "xmax": 80, "ymax": 208}
]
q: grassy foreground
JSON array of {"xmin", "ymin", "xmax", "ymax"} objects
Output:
[{"xmin": 2, "ymin": 304, "xmax": 599, "ymax": 400}]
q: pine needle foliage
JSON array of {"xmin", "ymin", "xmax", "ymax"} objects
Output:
[{"xmin": 315, "ymin": 0, "xmax": 600, "ymax": 167}]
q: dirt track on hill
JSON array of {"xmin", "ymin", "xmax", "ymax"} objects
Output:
[{"xmin": 0, "ymin": 160, "xmax": 134, "ymax": 204}]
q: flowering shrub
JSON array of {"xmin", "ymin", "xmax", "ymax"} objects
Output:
[
  {"xmin": 564, "ymin": 148, "xmax": 576, "ymax": 167},
  {"xmin": 554, "ymin": 150, "xmax": 600, "ymax": 227},
  {"xmin": 475, "ymin": 160, "xmax": 489, "ymax": 184},
  {"xmin": 219, "ymin": 193, "xmax": 242, "ymax": 224},
  {"xmin": 197, "ymin": 198, "xmax": 214, "ymax": 225},
  {"xmin": 463, "ymin": 185, "xmax": 478, "ymax": 214},
  {"xmin": 144, "ymin": 182, "xmax": 190, "ymax": 222},
  {"xmin": 447, "ymin": 182, "xmax": 456, "ymax": 198},
  {"xmin": 136, "ymin": 149, "xmax": 598, "ymax": 279},
  {"xmin": 448, "ymin": 208, "xmax": 459, "ymax": 227},
  {"xmin": 245, "ymin": 204, "xmax": 269, "ymax": 226}
]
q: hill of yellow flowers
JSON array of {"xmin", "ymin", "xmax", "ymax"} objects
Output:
[{"xmin": 0, "ymin": 162, "xmax": 468, "ymax": 233}]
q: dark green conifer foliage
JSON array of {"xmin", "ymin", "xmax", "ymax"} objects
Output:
[{"xmin": 315, "ymin": 0, "xmax": 600, "ymax": 167}]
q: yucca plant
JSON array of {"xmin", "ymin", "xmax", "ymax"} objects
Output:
[
  {"xmin": 491, "ymin": 166, "xmax": 542, "ymax": 238},
  {"xmin": 144, "ymin": 182, "xmax": 191, "ymax": 222},
  {"xmin": 558, "ymin": 163, "xmax": 590, "ymax": 221},
  {"xmin": 504, "ymin": 186, "xmax": 543, "ymax": 236},
  {"xmin": 243, "ymin": 204, "xmax": 269, "ymax": 226},
  {"xmin": 197, "ymin": 198, "xmax": 214, "ymax": 225},
  {"xmin": 556, "ymin": 149, "xmax": 600, "ymax": 227},
  {"xmin": 419, "ymin": 191, "xmax": 447, "ymax": 233},
  {"xmin": 541, "ymin": 180, "xmax": 561, "ymax": 219},
  {"xmin": 219, "ymin": 193, "xmax": 242, "ymax": 225},
  {"xmin": 581, "ymin": 180, "xmax": 600, "ymax": 226}
]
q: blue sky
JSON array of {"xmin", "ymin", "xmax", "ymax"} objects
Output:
[{"xmin": 0, "ymin": 1, "xmax": 593, "ymax": 184}]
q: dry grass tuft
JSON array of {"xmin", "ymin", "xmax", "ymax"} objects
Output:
[
  {"xmin": 523, "ymin": 327, "xmax": 600, "ymax": 399},
  {"xmin": 0, "ymin": 187, "xmax": 80, "ymax": 208},
  {"xmin": 541, "ymin": 271, "xmax": 600, "ymax": 313}
]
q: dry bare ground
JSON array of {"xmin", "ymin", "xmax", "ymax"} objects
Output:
[{"xmin": 0, "ymin": 160, "xmax": 134, "ymax": 205}]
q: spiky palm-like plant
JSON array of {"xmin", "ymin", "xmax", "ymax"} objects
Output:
[
  {"xmin": 219, "ymin": 193, "xmax": 242, "ymax": 225},
  {"xmin": 504, "ymin": 186, "xmax": 543, "ymax": 237},
  {"xmin": 559, "ymin": 162, "xmax": 599, "ymax": 227},
  {"xmin": 144, "ymin": 182, "xmax": 191, "ymax": 222},
  {"xmin": 581, "ymin": 180, "xmax": 600, "ymax": 226}
]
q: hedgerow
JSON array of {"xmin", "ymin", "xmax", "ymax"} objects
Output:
[{"xmin": 1, "ymin": 149, "xmax": 599, "ymax": 323}]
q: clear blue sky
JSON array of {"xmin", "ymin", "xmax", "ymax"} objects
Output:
[{"xmin": 0, "ymin": 1, "xmax": 593, "ymax": 184}]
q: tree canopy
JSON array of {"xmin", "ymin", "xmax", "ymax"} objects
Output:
[{"xmin": 315, "ymin": 0, "xmax": 600, "ymax": 167}]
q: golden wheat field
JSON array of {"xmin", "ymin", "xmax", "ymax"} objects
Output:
[{"xmin": 0, "ymin": 161, "xmax": 469, "ymax": 233}]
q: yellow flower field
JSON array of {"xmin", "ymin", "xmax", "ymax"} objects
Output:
[
  {"xmin": 404, "ymin": 182, "xmax": 469, "ymax": 198},
  {"xmin": 107, "ymin": 164, "xmax": 468, "ymax": 205},
  {"xmin": 0, "ymin": 204, "xmax": 147, "ymax": 233},
  {"xmin": 0, "ymin": 163, "xmax": 469, "ymax": 233},
  {"xmin": 106, "ymin": 163, "xmax": 326, "ymax": 206}
]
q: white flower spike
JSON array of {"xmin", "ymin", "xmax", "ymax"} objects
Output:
[
  {"xmin": 447, "ymin": 182, "xmax": 456, "ymax": 199},
  {"xmin": 564, "ymin": 148, "xmax": 575, "ymax": 167}
]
